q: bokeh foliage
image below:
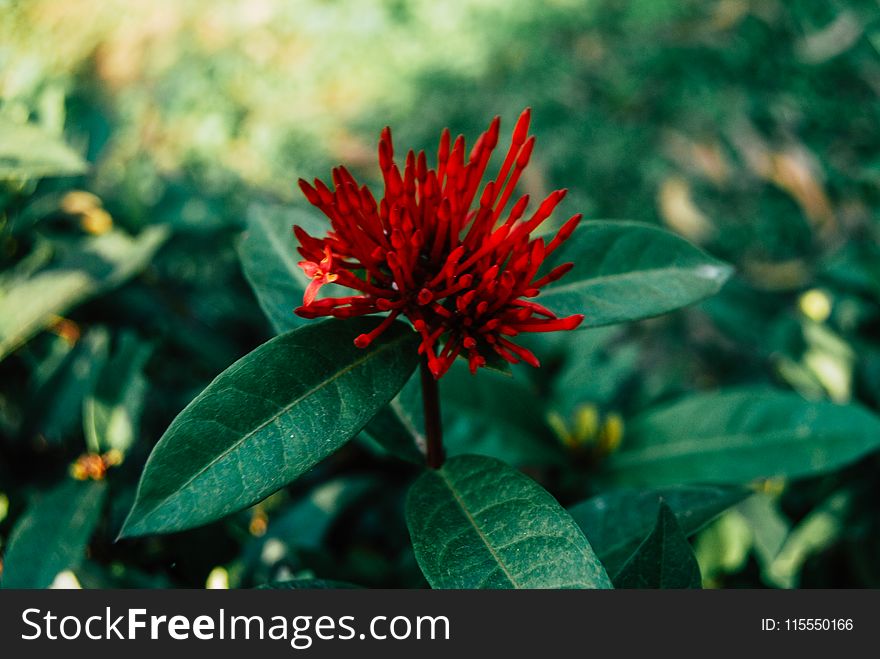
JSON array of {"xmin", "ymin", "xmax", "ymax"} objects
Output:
[{"xmin": 1, "ymin": 0, "xmax": 879, "ymax": 588}]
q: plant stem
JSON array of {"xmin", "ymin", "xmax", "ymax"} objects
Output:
[{"xmin": 420, "ymin": 357, "xmax": 445, "ymax": 469}]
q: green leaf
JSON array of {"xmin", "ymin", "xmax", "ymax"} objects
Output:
[
  {"xmin": 441, "ymin": 365, "xmax": 561, "ymax": 464},
  {"xmin": 237, "ymin": 204, "xmax": 327, "ymax": 334},
  {"xmin": 406, "ymin": 454, "xmax": 612, "ymax": 589},
  {"xmin": 0, "ymin": 227, "xmax": 169, "ymax": 361},
  {"xmin": 120, "ymin": 318, "xmax": 419, "ymax": 538},
  {"xmin": 256, "ymin": 579, "xmax": 361, "ymax": 589},
  {"xmin": 269, "ymin": 476, "xmax": 377, "ymax": 551},
  {"xmin": 568, "ymin": 485, "xmax": 747, "ymax": 575},
  {"xmin": 737, "ymin": 494, "xmax": 790, "ymax": 574},
  {"xmin": 539, "ymin": 221, "xmax": 732, "ymax": 327},
  {"xmin": 1, "ymin": 479, "xmax": 107, "ymax": 589},
  {"xmin": 83, "ymin": 332, "xmax": 154, "ymax": 454},
  {"xmin": 603, "ymin": 388, "xmax": 880, "ymax": 486},
  {"xmin": 26, "ymin": 327, "xmax": 110, "ymax": 444},
  {"xmin": 0, "ymin": 117, "xmax": 87, "ymax": 179},
  {"xmin": 361, "ymin": 400, "xmax": 426, "ymax": 465},
  {"xmin": 614, "ymin": 502, "xmax": 702, "ymax": 588},
  {"xmin": 764, "ymin": 489, "xmax": 852, "ymax": 589}
]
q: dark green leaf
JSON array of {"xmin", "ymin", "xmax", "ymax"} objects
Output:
[
  {"xmin": 120, "ymin": 318, "xmax": 419, "ymax": 538},
  {"xmin": 441, "ymin": 365, "xmax": 561, "ymax": 464},
  {"xmin": 1, "ymin": 479, "xmax": 107, "ymax": 589},
  {"xmin": 0, "ymin": 117, "xmax": 87, "ymax": 179},
  {"xmin": 406, "ymin": 454, "xmax": 612, "ymax": 589},
  {"xmin": 237, "ymin": 204, "xmax": 327, "ymax": 334},
  {"xmin": 604, "ymin": 388, "xmax": 880, "ymax": 486},
  {"xmin": 568, "ymin": 485, "xmax": 747, "ymax": 575},
  {"xmin": 269, "ymin": 476, "xmax": 377, "ymax": 551},
  {"xmin": 539, "ymin": 221, "xmax": 732, "ymax": 327},
  {"xmin": 360, "ymin": 400, "xmax": 426, "ymax": 465},
  {"xmin": 26, "ymin": 327, "xmax": 109, "ymax": 444},
  {"xmin": 614, "ymin": 502, "xmax": 702, "ymax": 589}
]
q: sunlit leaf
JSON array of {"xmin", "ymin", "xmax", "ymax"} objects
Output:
[
  {"xmin": 0, "ymin": 117, "xmax": 87, "ymax": 179},
  {"xmin": 0, "ymin": 227, "xmax": 169, "ymax": 361}
]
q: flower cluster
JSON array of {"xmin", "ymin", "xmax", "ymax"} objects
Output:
[{"xmin": 294, "ymin": 109, "xmax": 584, "ymax": 378}]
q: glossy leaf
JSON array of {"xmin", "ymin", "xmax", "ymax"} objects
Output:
[
  {"xmin": 0, "ymin": 117, "xmax": 87, "ymax": 179},
  {"xmin": 120, "ymin": 318, "xmax": 419, "ymax": 538},
  {"xmin": 1, "ymin": 479, "xmax": 107, "ymax": 589},
  {"xmin": 0, "ymin": 227, "xmax": 169, "ymax": 361},
  {"xmin": 614, "ymin": 502, "xmax": 702, "ymax": 589},
  {"xmin": 237, "ymin": 204, "xmax": 327, "ymax": 334},
  {"xmin": 568, "ymin": 485, "xmax": 747, "ymax": 575},
  {"xmin": 406, "ymin": 454, "xmax": 612, "ymax": 589},
  {"xmin": 603, "ymin": 388, "xmax": 880, "ymax": 486},
  {"xmin": 539, "ymin": 221, "xmax": 732, "ymax": 327}
]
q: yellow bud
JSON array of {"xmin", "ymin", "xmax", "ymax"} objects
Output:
[
  {"xmin": 70, "ymin": 462, "xmax": 88, "ymax": 480},
  {"xmin": 597, "ymin": 413, "xmax": 624, "ymax": 456},
  {"xmin": 249, "ymin": 507, "xmax": 269, "ymax": 537},
  {"xmin": 70, "ymin": 453, "xmax": 109, "ymax": 481},
  {"xmin": 60, "ymin": 190, "xmax": 101, "ymax": 215},
  {"xmin": 798, "ymin": 289, "xmax": 832, "ymax": 323},
  {"xmin": 547, "ymin": 411, "xmax": 575, "ymax": 448},
  {"xmin": 573, "ymin": 404, "xmax": 599, "ymax": 444},
  {"xmin": 81, "ymin": 207, "xmax": 113, "ymax": 235},
  {"xmin": 103, "ymin": 448, "xmax": 124, "ymax": 467},
  {"xmin": 753, "ymin": 477, "xmax": 786, "ymax": 495},
  {"xmin": 49, "ymin": 316, "xmax": 81, "ymax": 346}
]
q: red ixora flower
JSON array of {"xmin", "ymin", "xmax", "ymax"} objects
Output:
[{"xmin": 295, "ymin": 108, "xmax": 584, "ymax": 378}]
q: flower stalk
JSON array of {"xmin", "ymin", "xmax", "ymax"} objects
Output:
[{"xmin": 419, "ymin": 356, "xmax": 445, "ymax": 469}]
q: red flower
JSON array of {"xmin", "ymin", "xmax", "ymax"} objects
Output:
[{"xmin": 294, "ymin": 108, "xmax": 584, "ymax": 378}]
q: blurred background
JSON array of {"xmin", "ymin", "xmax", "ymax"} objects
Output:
[{"xmin": 1, "ymin": 0, "xmax": 879, "ymax": 588}]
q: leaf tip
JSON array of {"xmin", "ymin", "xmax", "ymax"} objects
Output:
[{"xmin": 697, "ymin": 262, "xmax": 734, "ymax": 289}]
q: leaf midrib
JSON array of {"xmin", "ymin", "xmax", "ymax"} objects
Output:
[
  {"xmin": 608, "ymin": 427, "xmax": 868, "ymax": 470},
  {"xmin": 135, "ymin": 330, "xmax": 410, "ymax": 523},
  {"xmin": 437, "ymin": 468, "xmax": 520, "ymax": 588}
]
